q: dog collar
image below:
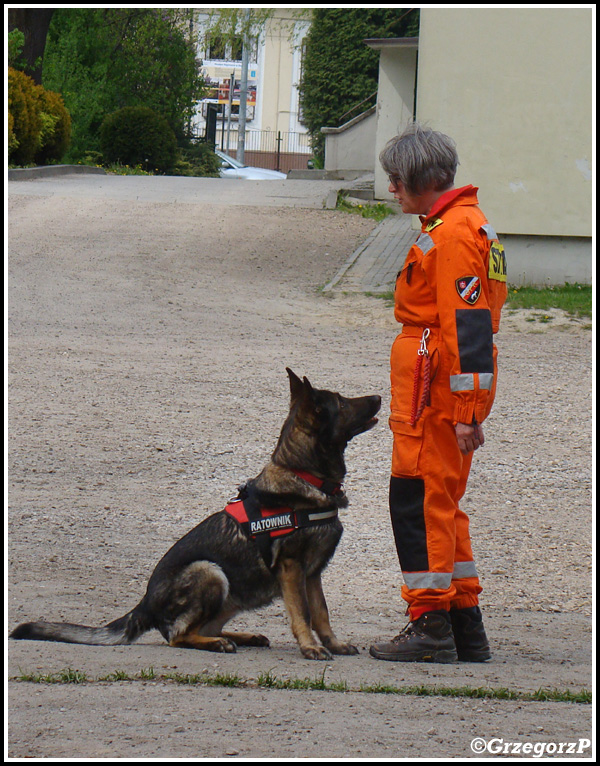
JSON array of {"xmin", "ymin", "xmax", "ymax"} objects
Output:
[{"xmin": 292, "ymin": 469, "xmax": 343, "ymax": 497}]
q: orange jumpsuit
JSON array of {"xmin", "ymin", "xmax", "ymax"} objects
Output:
[{"xmin": 389, "ymin": 185, "xmax": 507, "ymax": 620}]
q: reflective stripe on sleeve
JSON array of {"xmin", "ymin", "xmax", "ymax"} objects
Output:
[{"xmin": 450, "ymin": 372, "xmax": 494, "ymax": 392}]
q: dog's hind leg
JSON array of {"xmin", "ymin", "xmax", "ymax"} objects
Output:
[
  {"xmin": 170, "ymin": 630, "xmax": 237, "ymax": 653},
  {"xmin": 221, "ymin": 631, "xmax": 270, "ymax": 647},
  {"xmin": 199, "ymin": 614, "xmax": 270, "ymax": 648},
  {"xmin": 165, "ymin": 561, "xmax": 237, "ymax": 653},
  {"xmin": 306, "ymin": 574, "xmax": 359, "ymax": 655},
  {"xmin": 278, "ymin": 558, "xmax": 332, "ymax": 660}
]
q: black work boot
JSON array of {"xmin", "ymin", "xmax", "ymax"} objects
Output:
[
  {"xmin": 369, "ymin": 609, "xmax": 458, "ymax": 663},
  {"xmin": 449, "ymin": 606, "xmax": 491, "ymax": 661}
]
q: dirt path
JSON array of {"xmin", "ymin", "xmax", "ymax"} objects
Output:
[{"xmin": 7, "ymin": 188, "xmax": 593, "ymax": 759}]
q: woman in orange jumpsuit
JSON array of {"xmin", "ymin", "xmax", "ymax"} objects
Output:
[{"xmin": 370, "ymin": 123, "xmax": 507, "ymax": 663}]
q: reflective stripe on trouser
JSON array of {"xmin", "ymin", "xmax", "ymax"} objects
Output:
[{"xmin": 389, "ymin": 406, "xmax": 483, "ymax": 619}]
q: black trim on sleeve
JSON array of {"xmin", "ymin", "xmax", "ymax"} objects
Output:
[{"xmin": 456, "ymin": 309, "xmax": 493, "ymax": 373}]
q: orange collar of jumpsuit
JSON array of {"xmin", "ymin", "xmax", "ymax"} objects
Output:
[{"xmin": 420, "ymin": 185, "xmax": 479, "ymax": 224}]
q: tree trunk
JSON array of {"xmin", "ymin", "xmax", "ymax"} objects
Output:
[{"xmin": 8, "ymin": 8, "xmax": 55, "ymax": 85}]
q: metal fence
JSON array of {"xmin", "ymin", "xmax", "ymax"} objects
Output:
[{"xmin": 222, "ymin": 129, "xmax": 313, "ymax": 173}]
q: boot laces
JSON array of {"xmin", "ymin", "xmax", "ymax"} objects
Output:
[{"xmin": 392, "ymin": 620, "xmax": 419, "ymax": 643}]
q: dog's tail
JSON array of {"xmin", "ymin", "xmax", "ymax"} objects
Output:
[{"xmin": 10, "ymin": 603, "xmax": 151, "ymax": 646}]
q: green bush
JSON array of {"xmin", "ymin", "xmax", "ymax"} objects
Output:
[
  {"xmin": 8, "ymin": 28, "xmax": 27, "ymax": 70},
  {"xmin": 174, "ymin": 141, "xmax": 222, "ymax": 177},
  {"xmin": 8, "ymin": 111, "xmax": 19, "ymax": 155},
  {"xmin": 8, "ymin": 66, "xmax": 72, "ymax": 166},
  {"xmin": 8, "ymin": 67, "xmax": 42, "ymax": 165},
  {"xmin": 99, "ymin": 106, "xmax": 177, "ymax": 173},
  {"xmin": 34, "ymin": 88, "xmax": 71, "ymax": 164}
]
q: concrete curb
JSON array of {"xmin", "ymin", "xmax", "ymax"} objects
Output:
[{"xmin": 8, "ymin": 165, "xmax": 106, "ymax": 181}]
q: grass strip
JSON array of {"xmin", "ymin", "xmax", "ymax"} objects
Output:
[
  {"xmin": 336, "ymin": 192, "xmax": 395, "ymax": 222},
  {"xmin": 505, "ymin": 283, "xmax": 591, "ymax": 318},
  {"xmin": 13, "ymin": 667, "xmax": 591, "ymax": 705},
  {"xmin": 371, "ymin": 283, "xmax": 592, "ymax": 327}
]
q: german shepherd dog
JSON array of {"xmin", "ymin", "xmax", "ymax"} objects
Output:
[{"xmin": 11, "ymin": 369, "xmax": 380, "ymax": 660}]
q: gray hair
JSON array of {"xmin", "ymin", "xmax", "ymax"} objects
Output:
[{"xmin": 379, "ymin": 122, "xmax": 459, "ymax": 196}]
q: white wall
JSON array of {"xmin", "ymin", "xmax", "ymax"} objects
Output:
[
  {"xmin": 323, "ymin": 109, "xmax": 377, "ymax": 173},
  {"xmin": 193, "ymin": 9, "xmax": 310, "ymax": 141},
  {"xmin": 416, "ymin": 7, "xmax": 593, "ymax": 237},
  {"xmin": 372, "ymin": 44, "xmax": 418, "ymax": 200}
]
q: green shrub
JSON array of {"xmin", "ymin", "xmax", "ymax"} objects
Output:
[
  {"xmin": 8, "ymin": 66, "xmax": 72, "ymax": 166},
  {"xmin": 99, "ymin": 106, "xmax": 177, "ymax": 174},
  {"xmin": 8, "ymin": 28, "xmax": 26, "ymax": 70},
  {"xmin": 174, "ymin": 141, "xmax": 222, "ymax": 177},
  {"xmin": 8, "ymin": 67, "xmax": 42, "ymax": 165},
  {"xmin": 8, "ymin": 111, "xmax": 19, "ymax": 154},
  {"xmin": 35, "ymin": 88, "xmax": 72, "ymax": 164}
]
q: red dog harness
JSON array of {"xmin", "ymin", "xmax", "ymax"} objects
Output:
[{"xmin": 224, "ymin": 470, "xmax": 342, "ymax": 569}]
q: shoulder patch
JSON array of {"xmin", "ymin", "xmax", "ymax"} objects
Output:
[
  {"xmin": 488, "ymin": 242, "xmax": 507, "ymax": 282},
  {"xmin": 456, "ymin": 276, "xmax": 482, "ymax": 305},
  {"xmin": 424, "ymin": 217, "xmax": 444, "ymax": 232}
]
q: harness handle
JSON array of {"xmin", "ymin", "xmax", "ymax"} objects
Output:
[{"xmin": 410, "ymin": 328, "xmax": 431, "ymax": 426}]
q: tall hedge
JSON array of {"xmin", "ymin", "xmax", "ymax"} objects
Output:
[{"xmin": 299, "ymin": 8, "xmax": 419, "ymax": 160}]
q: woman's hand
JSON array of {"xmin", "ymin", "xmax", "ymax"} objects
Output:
[{"xmin": 455, "ymin": 422, "xmax": 485, "ymax": 454}]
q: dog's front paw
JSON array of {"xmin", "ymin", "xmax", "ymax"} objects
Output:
[
  {"xmin": 212, "ymin": 637, "xmax": 238, "ymax": 653},
  {"xmin": 321, "ymin": 636, "xmax": 360, "ymax": 655},
  {"xmin": 301, "ymin": 644, "xmax": 333, "ymax": 660},
  {"xmin": 331, "ymin": 641, "xmax": 360, "ymax": 656},
  {"xmin": 246, "ymin": 633, "xmax": 270, "ymax": 647}
]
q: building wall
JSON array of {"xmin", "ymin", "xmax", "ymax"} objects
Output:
[
  {"xmin": 372, "ymin": 44, "xmax": 418, "ymax": 199},
  {"xmin": 193, "ymin": 9, "xmax": 310, "ymax": 152},
  {"xmin": 259, "ymin": 11, "xmax": 310, "ymax": 135},
  {"xmin": 323, "ymin": 108, "xmax": 377, "ymax": 174},
  {"xmin": 416, "ymin": 7, "xmax": 593, "ymax": 238}
]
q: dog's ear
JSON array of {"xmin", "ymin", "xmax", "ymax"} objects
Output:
[
  {"xmin": 286, "ymin": 368, "xmax": 316, "ymax": 406},
  {"xmin": 302, "ymin": 376, "xmax": 315, "ymax": 397},
  {"xmin": 286, "ymin": 368, "xmax": 304, "ymax": 402}
]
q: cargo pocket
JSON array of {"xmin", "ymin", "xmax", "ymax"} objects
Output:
[
  {"xmin": 390, "ymin": 334, "xmax": 421, "ymax": 398},
  {"xmin": 390, "ymin": 414, "xmax": 424, "ymax": 477}
]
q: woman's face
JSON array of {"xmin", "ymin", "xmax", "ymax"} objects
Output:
[{"xmin": 388, "ymin": 177, "xmax": 442, "ymax": 216}]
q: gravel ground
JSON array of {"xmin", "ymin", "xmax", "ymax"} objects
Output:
[{"xmin": 6, "ymin": 186, "xmax": 593, "ymax": 759}]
